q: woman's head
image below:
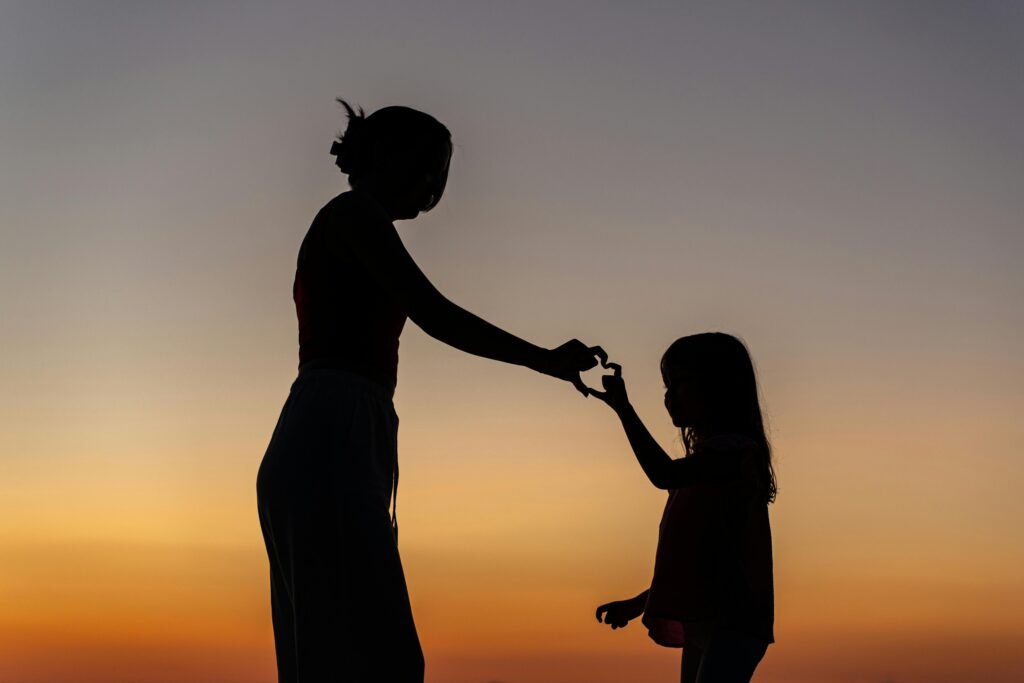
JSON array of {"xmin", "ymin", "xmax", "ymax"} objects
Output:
[
  {"xmin": 661, "ymin": 332, "xmax": 776, "ymax": 502},
  {"xmin": 331, "ymin": 99, "xmax": 452, "ymax": 219}
]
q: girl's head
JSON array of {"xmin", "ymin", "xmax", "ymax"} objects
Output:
[
  {"xmin": 661, "ymin": 332, "xmax": 776, "ymax": 503},
  {"xmin": 332, "ymin": 99, "xmax": 452, "ymax": 219}
]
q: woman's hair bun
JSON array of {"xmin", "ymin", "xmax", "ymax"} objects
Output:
[{"xmin": 332, "ymin": 98, "xmax": 368, "ymax": 175}]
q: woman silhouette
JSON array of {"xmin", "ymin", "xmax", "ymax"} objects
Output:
[{"xmin": 256, "ymin": 100, "xmax": 604, "ymax": 683}]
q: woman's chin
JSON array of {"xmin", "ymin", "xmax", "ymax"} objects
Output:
[{"xmin": 399, "ymin": 205, "xmax": 422, "ymax": 219}]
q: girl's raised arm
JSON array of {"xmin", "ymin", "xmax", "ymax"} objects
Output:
[{"xmin": 591, "ymin": 366, "xmax": 745, "ymax": 489}]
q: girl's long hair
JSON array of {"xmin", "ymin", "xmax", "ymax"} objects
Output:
[{"xmin": 661, "ymin": 332, "xmax": 777, "ymax": 503}]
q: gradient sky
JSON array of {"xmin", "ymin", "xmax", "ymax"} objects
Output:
[{"xmin": 1, "ymin": 2, "xmax": 1022, "ymax": 682}]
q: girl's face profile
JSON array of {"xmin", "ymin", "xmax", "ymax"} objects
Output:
[{"xmin": 663, "ymin": 367, "xmax": 703, "ymax": 429}]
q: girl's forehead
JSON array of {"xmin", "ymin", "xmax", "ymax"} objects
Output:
[
  {"xmin": 664, "ymin": 359, "xmax": 696, "ymax": 373},
  {"xmin": 663, "ymin": 364, "xmax": 702, "ymax": 382}
]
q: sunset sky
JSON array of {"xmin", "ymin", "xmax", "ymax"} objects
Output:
[{"xmin": 1, "ymin": 2, "xmax": 1022, "ymax": 682}]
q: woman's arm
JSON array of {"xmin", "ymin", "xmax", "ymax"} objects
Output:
[{"xmin": 331, "ymin": 194, "xmax": 601, "ymax": 389}]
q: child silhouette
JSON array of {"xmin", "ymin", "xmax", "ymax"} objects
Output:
[{"xmin": 590, "ymin": 333, "xmax": 776, "ymax": 683}]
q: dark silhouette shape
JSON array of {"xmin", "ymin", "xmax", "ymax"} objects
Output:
[
  {"xmin": 590, "ymin": 333, "xmax": 775, "ymax": 683},
  {"xmin": 256, "ymin": 100, "xmax": 605, "ymax": 682}
]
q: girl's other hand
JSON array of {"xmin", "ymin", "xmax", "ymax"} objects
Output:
[
  {"xmin": 595, "ymin": 594, "xmax": 645, "ymax": 630},
  {"xmin": 589, "ymin": 363, "xmax": 629, "ymax": 411}
]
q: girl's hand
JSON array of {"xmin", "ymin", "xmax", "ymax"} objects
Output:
[
  {"xmin": 588, "ymin": 363, "xmax": 629, "ymax": 411},
  {"xmin": 595, "ymin": 594, "xmax": 645, "ymax": 630},
  {"xmin": 536, "ymin": 340, "xmax": 607, "ymax": 397}
]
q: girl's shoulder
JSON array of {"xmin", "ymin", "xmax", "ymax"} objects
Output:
[
  {"xmin": 691, "ymin": 434, "xmax": 763, "ymax": 483},
  {"xmin": 694, "ymin": 434, "xmax": 761, "ymax": 458}
]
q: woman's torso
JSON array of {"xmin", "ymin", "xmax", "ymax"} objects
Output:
[{"xmin": 294, "ymin": 192, "xmax": 407, "ymax": 391}]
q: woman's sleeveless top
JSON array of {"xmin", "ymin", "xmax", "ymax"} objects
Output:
[{"xmin": 294, "ymin": 193, "xmax": 407, "ymax": 391}]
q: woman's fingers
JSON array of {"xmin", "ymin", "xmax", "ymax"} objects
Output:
[
  {"xmin": 552, "ymin": 340, "xmax": 610, "ymax": 377},
  {"xmin": 604, "ymin": 362, "xmax": 622, "ymax": 377},
  {"xmin": 571, "ymin": 376, "xmax": 590, "ymax": 397},
  {"xmin": 601, "ymin": 377, "xmax": 625, "ymax": 397}
]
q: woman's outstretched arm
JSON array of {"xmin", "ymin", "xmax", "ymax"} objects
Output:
[{"xmin": 332, "ymin": 193, "xmax": 602, "ymax": 391}]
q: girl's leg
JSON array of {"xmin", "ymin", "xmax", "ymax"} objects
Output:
[
  {"xmin": 681, "ymin": 646, "xmax": 703, "ymax": 683},
  {"xmin": 694, "ymin": 631, "xmax": 768, "ymax": 683}
]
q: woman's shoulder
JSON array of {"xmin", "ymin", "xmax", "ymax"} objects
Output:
[
  {"xmin": 309, "ymin": 193, "xmax": 392, "ymax": 255},
  {"xmin": 323, "ymin": 190, "xmax": 391, "ymax": 226}
]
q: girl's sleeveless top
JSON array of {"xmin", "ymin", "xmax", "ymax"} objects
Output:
[
  {"xmin": 294, "ymin": 193, "xmax": 407, "ymax": 392},
  {"xmin": 642, "ymin": 435, "xmax": 775, "ymax": 648}
]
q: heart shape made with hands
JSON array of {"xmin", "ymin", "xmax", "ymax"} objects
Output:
[{"xmin": 578, "ymin": 357, "xmax": 622, "ymax": 397}]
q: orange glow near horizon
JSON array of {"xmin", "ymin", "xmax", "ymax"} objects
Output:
[{"xmin": 3, "ymin": 407, "xmax": 1023, "ymax": 682}]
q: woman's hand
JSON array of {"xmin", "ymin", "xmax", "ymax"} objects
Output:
[
  {"xmin": 535, "ymin": 339, "xmax": 607, "ymax": 397},
  {"xmin": 595, "ymin": 593, "xmax": 646, "ymax": 630},
  {"xmin": 588, "ymin": 363, "xmax": 629, "ymax": 411}
]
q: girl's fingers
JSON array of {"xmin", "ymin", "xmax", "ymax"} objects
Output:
[
  {"xmin": 605, "ymin": 362, "xmax": 622, "ymax": 377},
  {"xmin": 571, "ymin": 376, "xmax": 590, "ymax": 397},
  {"xmin": 589, "ymin": 346, "xmax": 609, "ymax": 366}
]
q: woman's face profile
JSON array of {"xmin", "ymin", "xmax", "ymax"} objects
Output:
[
  {"xmin": 415, "ymin": 139, "xmax": 452, "ymax": 212},
  {"xmin": 373, "ymin": 138, "xmax": 452, "ymax": 220}
]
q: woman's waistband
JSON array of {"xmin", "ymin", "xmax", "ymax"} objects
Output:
[{"xmin": 295, "ymin": 358, "xmax": 396, "ymax": 401}]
